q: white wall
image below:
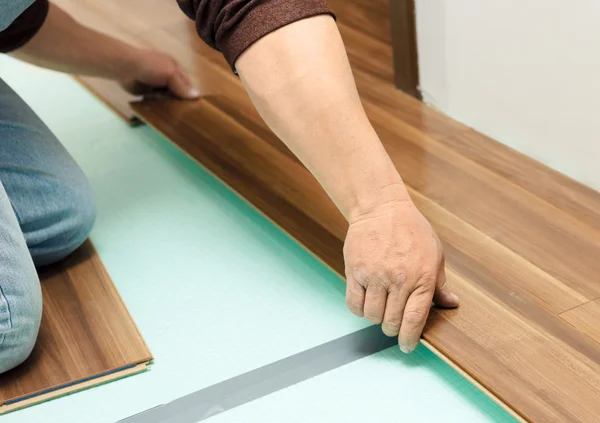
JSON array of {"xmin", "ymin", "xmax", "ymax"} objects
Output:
[{"xmin": 415, "ymin": 0, "xmax": 600, "ymax": 191}]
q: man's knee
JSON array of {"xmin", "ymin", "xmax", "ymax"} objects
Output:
[
  {"xmin": 0, "ymin": 274, "xmax": 42, "ymax": 374},
  {"xmin": 28, "ymin": 181, "xmax": 97, "ymax": 266}
]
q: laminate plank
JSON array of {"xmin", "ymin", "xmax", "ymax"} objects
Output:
[
  {"xmin": 561, "ymin": 300, "xmax": 600, "ymax": 344},
  {"xmin": 407, "ymin": 188, "xmax": 587, "ymax": 313},
  {"xmin": 75, "ymin": 0, "xmax": 188, "ymax": 36},
  {"xmin": 0, "ymin": 241, "xmax": 152, "ymax": 408},
  {"xmin": 74, "ymin": 76, "xmax": 141, "ymax": 125},
  {"xmin": 353, "ymin": 70, "xmax": 471, "ymax": 140},
  {"xmin": 59, "ymin": 0, "xmax": 146, "ymax": 47},
  {"xmin": 441, "ymin": 129, "xmax": 600, "ymax": 230},
  {"xmin": 131, "ymin": 96, "xmax": 600, "ymax": 422},
  {"xmin": 337, "ymin": 22, "xmax": 394, "ymax": 83},
  {"xmin": 1, "ymin": 363, "xmax": 149, "ymax": 414},
  {"xmin": 428, "ymin": 268, "xmax": 600, "ymax": 423}
]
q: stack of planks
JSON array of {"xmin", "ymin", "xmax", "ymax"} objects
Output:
[
  {"xmin": 0, "ymin": 242, "xmax": 152, "ymax": 414},
  {"xmin": 60, "ymin": 0, "xmax": 600, "ymax": 421}
]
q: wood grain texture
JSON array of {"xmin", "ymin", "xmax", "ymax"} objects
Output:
[
  {"xmin": 0, "ymin": 241, "xmax": 152, "ymax": 408},
  {"xmin": 441, "ymin": 129, "xmax": 600, "ymax": 230},
  {"xmin": 337, "ymin": 22, "xmax": 394, "ymax": 83},
  {"xmin": 63, "ymin": 1, "xmax": 600, "ymax": 421},
  {"xmin": 561, "ymin": 300, "xmax": 600, "ymax": 344}
]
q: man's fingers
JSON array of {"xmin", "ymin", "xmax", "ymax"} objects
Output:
[
  {"xmin": 431, "ymin": 257, "xmax": 460, "ymax": 309},
  {"xmin": 121, "ymin": 80, "xmax": 152, "ymax": 96},
  {"xmin": 345, "ymin": 278, "xmax": 366, "ymax": 317},
  {"xmin": 363, "ymin": 284, "xmax": 387, "ymax": 324},
  {"xmin": 381, "ymin": 289, "xmax": 408, "ymax": 336},
  {"xmin": 168, "ymin": 68, "xmax": 199, "ymax": 99},
  {"xmin": 398, "ymin": 286, "xmax": 433, "ymax": 353}
]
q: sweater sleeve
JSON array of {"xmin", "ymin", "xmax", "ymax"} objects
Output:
[
  {"xmin": 0, "ymin": 0, "xmax": 49, "ymax": 53},
  {"xmin": 176, "ymin": 0, "xmax": 334, "ymax": 71}
]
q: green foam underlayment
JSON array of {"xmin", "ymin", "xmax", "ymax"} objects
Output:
[{"xmin": 0, "ymin": 56, "xmax": 517, "ymax": 423}]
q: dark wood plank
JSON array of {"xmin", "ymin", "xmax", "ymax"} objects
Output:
[
  {"xmin": 387, "ymin": 0, "xmax": 420, "ymax": 97},
  {"xmin": 0, "ymin": 241, "xmax": 152, "ymax": 408},
  {"xmin": 337, "ymin": 22, "xmax": 394, "ymax": 83}
]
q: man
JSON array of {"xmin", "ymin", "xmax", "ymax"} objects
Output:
[{"xmin": 0, "ymin": 0, "xmax": 459, "ymax": 375}]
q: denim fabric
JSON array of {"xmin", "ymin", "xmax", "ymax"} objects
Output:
[
  {"xmin": 0, "ymin": 0, "xmax": 35, "ymax": 31},
  {"xmin": 0, "ymin": 78, "xmax": 96, "ymax": 373}
]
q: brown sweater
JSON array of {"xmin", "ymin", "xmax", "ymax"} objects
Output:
[{"xmin": 0, "ymin": 0, "xmax": 334, "ymax": 70}]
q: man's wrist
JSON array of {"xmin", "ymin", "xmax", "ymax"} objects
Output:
[
  {"xmin": 347, "ymin": 180, "xmax": 412, "ymax": 223},
  {"xmin": 108, "ymin": 44, "xmax": 144, "ymax": 82}
]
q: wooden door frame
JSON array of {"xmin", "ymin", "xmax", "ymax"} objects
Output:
[{"xmin": 388, "ymin": 0, "xmax": 420, "ymax": 99}]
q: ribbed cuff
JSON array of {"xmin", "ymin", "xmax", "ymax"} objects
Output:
[
  {"xmin": 218, "ymin": 0, "xmax": 334, "ymax": 72},
  {"xmin": 0, "ymin": 0, "xmax": 49, "ymax": 53}
]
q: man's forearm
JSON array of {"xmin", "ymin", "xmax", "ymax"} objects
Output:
[
  {"xmin": 236, "ymin": 15, "xmax": 408, "ymax": 221},
  {"xmin": 10, "ymin": 3, "xmax": 139, "ymax": 81}
]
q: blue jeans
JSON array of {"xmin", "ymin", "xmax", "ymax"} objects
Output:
[{"xmin": 0, "ymin": 78, "xmax": 96, "ymax": 374}]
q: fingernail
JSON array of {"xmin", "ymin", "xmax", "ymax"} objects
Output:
[
  {"xmin": 451, "ymin": 293, "xmax": 460, "ymax": 305},
  {"xmin": 400, "ymin": 346, "xmax": 411, "ymax": 354},
  {"xmin": 189, "ymin": 88, "xmax": 200, "ymax": 98}
]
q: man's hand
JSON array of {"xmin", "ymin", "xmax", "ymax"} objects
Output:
[
  {"xmin": 119, "ymin": 50, "xmax": 199, "ymax": 100},
  {"xmin": 344, "ymin": 197, "xmax": 459, "ymax": 353},
  {"xmin": 9, "ymin": 3, "xmax": 198, "ymax": 100}
]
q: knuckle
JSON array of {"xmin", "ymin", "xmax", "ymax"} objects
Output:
[
  {"xmin": 387, "ymin": 269, "xmax": 408, "ymax": 290},
  {"xmin": 381, "ymin": 324, "xmax": 399, "ymax": 337},
  {"xmin": 364, "ymin": 312, "xmax": 383, "ymax": 324},
  {"xmin": 368, "ymin": 278, "xmax": 388, "ymax": 291},
  {"xmin": 345, "ymin": 298, "xmax": 363, "ymax": 316},
  {"xmin": 420, "ymin": 269, "xmax": 438, "ymax": 285},
  {"xmin": 403, "ymin": 307, "xmax": 428, "ymax": 325},
  {"xmin": 384, "ymin": 316, "xmax": 402, "ymax": 328},
  {"xmin": 347, "ymin": 266, "xmax": 366, "ymax": 285}
]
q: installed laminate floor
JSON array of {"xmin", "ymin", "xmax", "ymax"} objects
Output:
[
  {"xmin": 60, "ymin": 0, "xmax": 600, "ymax": 421},
  {"xmin": 0, "ymin": 242, "xmax": 152, "ymax": 413}
]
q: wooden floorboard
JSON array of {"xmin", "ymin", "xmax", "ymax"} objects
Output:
[
  {"xmin": 62, "ymin": 1, "xmax": 600, "ymax": 421},
  {"xmin": 364, "ymin": 101, "xmax": 600, "ymax": 302},
  {"xmin": 441, "ymin": 129, "xmax": 600, "ymax": 230},
  {"xmin": 337, "ymin": 22, "xmax": 394, "ymax": 83},
  {"xmin": 0, "ymin": 241, "xmax": 152, "ymax": 410},
  {"xmin": 561, "ymin": 300, "xmax": 600, "ymax": 344}
]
